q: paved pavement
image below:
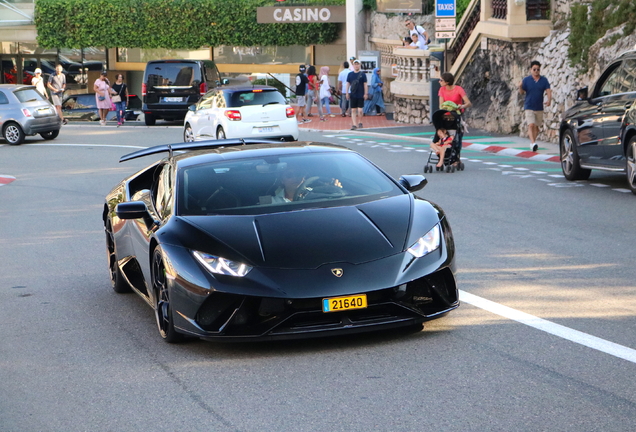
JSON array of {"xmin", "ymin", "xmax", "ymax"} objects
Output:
[{"xmin": 299, "ymin": 106, "xmax": 561, "ymax": 163}]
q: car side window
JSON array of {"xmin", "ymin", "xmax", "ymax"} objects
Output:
[
  {"xmin": 622, "ymin": 59, "xmax": 636, "ymax": 93},
  {"xmin": 0, "ymin": 91, "xmax": 8, "ymax": 104},
  {"xmin": 597, "ymin": 63, "xmax": 624, "ymax": 97},
  {"xmin": 198, "ymin": 92, "xmax": 215, "ymax": 110},
  {"xmin": 154, "ymin": 164, "xmax": 174, "ymax": 219}
]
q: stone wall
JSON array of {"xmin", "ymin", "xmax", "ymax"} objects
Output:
[{"xmin": 394, "ymin": 98, "xmax": 430, "ymax": 125}]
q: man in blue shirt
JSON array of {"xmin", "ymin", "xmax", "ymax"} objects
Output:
[
  {"xmin": 346, "ymin": 59, "xmax": 368, "ymax": 130},
  {"xmin": 519, "ymin": 60, "xmax": 552, "ymax": 152}
]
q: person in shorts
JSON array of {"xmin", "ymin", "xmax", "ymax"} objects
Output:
[
  {"xmin": 47, "ymin": 64, "xmax": 67, "ymax": 124},
  {"xmin": 295, "ymin": 65, "xmax": 310, "ymax": 123},
  {"xmin": 519, "ymin": 60, "xmax": 551, "ymax": 152},
  {"xmin": 346, "ymin": 60, "xmax": 367, "ymax": 130}
]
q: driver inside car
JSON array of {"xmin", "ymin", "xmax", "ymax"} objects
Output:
[{"xmin": 262, "ymin": 162, "xmax": 343, "ymax": 204}]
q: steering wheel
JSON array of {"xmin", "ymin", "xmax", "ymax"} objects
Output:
[
  {"xmin": 293, "ymin": 176, "xmax": 347, "ymax": 201},
  {"xmin": 293, "ymin": 176, "xmax": 321, "ymax": 201}
]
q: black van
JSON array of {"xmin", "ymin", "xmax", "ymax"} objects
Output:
[{"xmin": 142, "ymin": 60, "xmax": 224, "ymax": 126}]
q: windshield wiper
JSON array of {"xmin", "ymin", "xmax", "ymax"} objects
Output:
[{"xmin": 262, "ymin": 101, "xmax": 280, "ymax": 107}]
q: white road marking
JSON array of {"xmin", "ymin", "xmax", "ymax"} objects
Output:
[
  {"xmin": 530, "ymin": 171, "xmax": 547, "ymax": 174},
  {"xmin": 27, "ymin": 143, "xmax": 146, "ymax": 149},
  {"xmin": 612, "ymin": 188, "xmax": 632, "ymax": 193},
  {"xmin": 498, "ymin": 165, "xmax": 513, "ymax": 168},
  {"xmin": 590, "ymin": 183, "xmax": 610, "ymax": 188},
  {"xmin": 460, "ymin": 290, "xmax": 636, "ymax": 364},
  {"xmin": 513, "ymin": 167, "xmax": 530, "ymax": 171},
  {"xmin": 483, "ymin": 162, "xmax": 498, "ymax": 165},
  {"xmin": 548, "ymin": 174, "xmax": 564, "ymax": 178}
]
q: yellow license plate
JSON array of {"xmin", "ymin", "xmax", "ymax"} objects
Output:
[{"xmin": 322, "ymin": 294, "xmax": 367, "ymax": 313}]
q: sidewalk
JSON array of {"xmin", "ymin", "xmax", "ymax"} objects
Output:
[{"xmin": 299, "ymin": 106, "xmax": 561, "ymax": 163}]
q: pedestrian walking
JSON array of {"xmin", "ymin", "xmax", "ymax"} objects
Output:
[
  {"xmin": 31, "ymin": 68, "xmax": 48, "ymax": 99},
  {"xmin": 47, "ymin": 64, "xmax": 67, "ymax": 124},
  {"xmin": 295, "ymin": 65, "xmax": 310, "ymax": 124},
  {"xmin": 93, "ymin": 71, "xmax": 112, "ymax": 126},
  {"xmin": 519, "ymin": 60, "xmax": 552, "ymax": 151},
  {"xmin": 346, "ymin": 59, "xmax": 368, "ymax": 130},
  {"xmin": 363, "ymin": 67, "xmax": 386, "ymax": 116},
  {"xmin": 319, "ymin": 66, "xmax": 332, "ymax": 118},
  {"xmin": 111, "ymin": 74, "xmax": 129, "ymax": 127},
  {"xmin": 338, "ymin": 61, "xmax": 350, "ymax": 117},
  {"xmin": 306, "ymin": 65, "xmax": 319, "ymax": 118},
  {"xmin": 438, "ymin": 72, "xmax": 471, "ymax": 113}
]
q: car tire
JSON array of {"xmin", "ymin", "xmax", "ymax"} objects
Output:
[
  {"xmin": 184, "ymin": 124, "xmax": 194, "ymax": 142},
  {"xmin": 626, "ymin": 136, "xmax": 636, "ymax": 195},
  {"xmin": 40, "ymin": 130, "xmax": 60, "ymax": 140},
  {"xmin": 105, "ymin": 221, "xmax": 131, "ymax": 293},
  {"xmin": 145, "ymin": 114, "xmax": 156, "ymax": 126},
  {"xmin": 3, "ymin": 122, "xmax": 25, "ymax": 145},
  {"xmin": 216, "ymin": 127, "xmax": 226, "ymax": 140},
  {"xmin": 152, "ymin": 246, "xmax": 184, "ymax": 343},
  {"xmin": 560, "ymin": 129, "xmax": 591, "ymax": 181}
]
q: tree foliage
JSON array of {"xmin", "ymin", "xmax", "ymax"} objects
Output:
[{"xmin": 35, "ymin": 0, "xmax": 343, "ymax": 49}]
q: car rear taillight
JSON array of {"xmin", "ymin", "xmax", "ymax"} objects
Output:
[
  {"xmin": 200, "ymin": 82, "xmax": 207, "ymax": 95},
  {"xmin": 22, "ymin": 108, "xmax": 32, "ymax": 117},
  {"xmin": 141, "ymin": 83, "xmax": 147, "ymax": 97},
  {"xmin": 286, "ymin": 107, "xmax": 295, "ymax": 118},
  {"xmin": 224, "ymin": 110, "xmax": 242, "ymax": 121}
]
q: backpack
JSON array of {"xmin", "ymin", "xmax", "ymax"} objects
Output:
[{"xmin": 295, "ymin": 73, "xmax": 308, "ymax": 96}]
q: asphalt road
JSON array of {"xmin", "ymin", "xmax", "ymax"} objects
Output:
[{"xmin": 1, "ymin": 125, "xmax": 635, "ymax": 432}]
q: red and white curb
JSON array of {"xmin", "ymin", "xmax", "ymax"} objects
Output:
[
  {"xmin": 0, "ymin": 175, "xmax": 16, "ymax": 186},
  {"xmin": 462, "ymin": 143, "xmax": 560, "ymax": 163}
]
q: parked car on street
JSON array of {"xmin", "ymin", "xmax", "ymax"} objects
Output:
[
  {"xmin": 183, "ymin": 85, "xmax": 299, "ymax": 142},
  {"xmin": 0, "ymin": 84, "xmax": 61, "ymax": 145},
  {"xmin": 559, "ymin": 50, "xmax": 636, "ymax": 194},
  {"xmin": 104, "ymin": 139, "xmax": 458, "ymax": 342},
  {"xmin": 61, "ymin": 93, "xmax": 141, "ymax": 122},
  {"xmin": 142, "ymin": 59, "xmax": 226, "ymax": 126}
]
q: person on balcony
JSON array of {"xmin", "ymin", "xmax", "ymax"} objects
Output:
[
  {"xmin": 404, "ymin": 32, "xmax": 428, "ymax": 50},
  {"xmin": 405, "ymin": 19, "xmax": 430, "ymax": 46}
]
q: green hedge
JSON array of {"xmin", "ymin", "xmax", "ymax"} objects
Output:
[
  {"xmin": 568, "ymin": 0, "xmax": 636, "ymax": 70},
  {"xmin": 35, "ymin": 0, "xmax": 343, "ymax": 49}
]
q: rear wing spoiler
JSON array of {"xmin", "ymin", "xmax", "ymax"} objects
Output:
[{"xmin": 119, "ymin": 139, "xmax": 281, "ymax": 162}]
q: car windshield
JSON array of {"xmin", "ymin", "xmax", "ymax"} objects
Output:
[
  {"xmin": 14, "ymin": 88, "xmax": 46, "ymax": 103},
  {"xmin": 226, "ymin": 89, "xmax": 285, "ymax": 107},
  {"xmin": 177, "ymin": 152, "xmax": 403, "ymax": 216},
  {"xmin": 146, "ymin": 63, "xmax": 202, "ymax": 88}
]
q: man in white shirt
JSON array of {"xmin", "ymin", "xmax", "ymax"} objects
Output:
[
  {"xmin": 404, "ymin": 32, "xmax": 427, "ymax": 50},
  {"xmin": 405, "ymin": 19, "xmax": 429, "ymax": 46},
  {"xmin": 338, "ymin": 61, "xmax": 351, "ymax": 117}
]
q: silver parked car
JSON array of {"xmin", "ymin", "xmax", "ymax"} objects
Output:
[{"xmin": 0, "ymin": 84, "xmax": 61, "ymax": 145}]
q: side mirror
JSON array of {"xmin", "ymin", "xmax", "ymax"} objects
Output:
[
  {"xmin": 115, "ymin": 201, "xmax": 156, "ymax": 228},
  {"xmin": 222, "ymin": 78, "xmax": 229, "ymax": 85},
  {"xmin": 188, "ymin": 104, "xmax": 196, "ymax": 112},
  {"xmin": 399, "ymin": 175, "xmax": 428, "ymax": 192},
  {"xmin": 576, "ymin": 86, "xmax": 588, "ymax": 101}
]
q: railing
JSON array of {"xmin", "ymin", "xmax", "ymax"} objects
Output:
[
  {"xmin": 526, "ymin": 0, "xmax": 550, "ymax": 20},
  {"xmin": 451, "ymin": 0, "xmax": 481, "ymax": 65},
  {"xmin": 390, "ymin": 48, "xmax": 433, "ymax": 99},
  {"xmin": 492, "ymin": 0, "xmax": 507, "ymax": 19}
]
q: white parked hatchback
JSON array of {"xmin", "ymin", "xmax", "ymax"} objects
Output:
[{"xmin": 183, "ymin": 85, "xmax": 299, "ymax": 142}]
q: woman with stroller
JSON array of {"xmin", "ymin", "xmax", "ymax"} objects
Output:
[
  {"xmin": 363, "ymin": 67, "xmax": 386, "ymax": 116},
  {"xmin": 438, "ymin": 72, "xmax": 471, "ymax": 112}
]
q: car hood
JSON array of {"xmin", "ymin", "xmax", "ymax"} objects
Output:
[{"xmin": 178, "ymin": 195, "xmax": 416, "ymax": 269}]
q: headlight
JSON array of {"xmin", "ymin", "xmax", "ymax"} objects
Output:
[
  {"xmin": 193, "ymin": 251, "xmax": 252, "ymax": 277},
  {"xmin": 407, "ymin": 224, "xmax": 441, "ymax": 258}
]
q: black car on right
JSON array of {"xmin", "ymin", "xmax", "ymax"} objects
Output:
[{"xmin": 559, "ymin": 50, "xmax": 636, "ymax": 194}]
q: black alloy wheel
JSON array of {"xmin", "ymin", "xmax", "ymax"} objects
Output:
[
  {"xmin": 216, "ymin": 127, "xmax": 226, "ymax": 140},
  {"xmin": 626, "ymin": 136, "xmax": 636, "ymax": 195},
  {"xmin": 105, "ymin": 221, "xmax": 131, "ymax": 293},
  {"xmin": 560, "ymin": 129, "xmax": 591, "ymax": 180},
  {"xmin": 152, "ymin": 247, "xmax": 184, "ymax": 343},
  {"xmin": 40, "ymin": 130, "xmax": 60, "ymax": 140},
  {"xmin": 3, "ymin": 123, "xmax": 25, "ymax": 145}
]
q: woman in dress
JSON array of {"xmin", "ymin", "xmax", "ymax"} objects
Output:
[
  {"xmin": 31, "ymin": 68, "xmax": 48, "ymax": 99},
  {"xmin": 318, "ymin": 66, "xmax": 331, "ymax": 119},
  {"xmin": 111, "ymin": 74, "xmax": 129, "ymax": 127},
  {"xmin": 93, "ymin": 71, "xmax": 113, "ymax": 125},
  {"xmin": 363, "ymin": 68, "xmax": 386, "ymax": 116}
]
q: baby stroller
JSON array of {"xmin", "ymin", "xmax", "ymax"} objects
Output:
[{"xmin": 424, "ymin": 110, "xmax": 465, "ymax": 173}]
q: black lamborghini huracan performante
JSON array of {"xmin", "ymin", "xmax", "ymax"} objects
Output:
[{"xmin": 103, "ymin": 140, "xmax": 458, "ymax": 342}]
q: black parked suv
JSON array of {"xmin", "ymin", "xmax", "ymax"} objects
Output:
[
  {"xmin": 559, "ymin": 50, "xmax": 636, "ymax": 194},
  {"xmin": 141, "ymin": 60, "xmax": 225, "ymax": 126}
]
